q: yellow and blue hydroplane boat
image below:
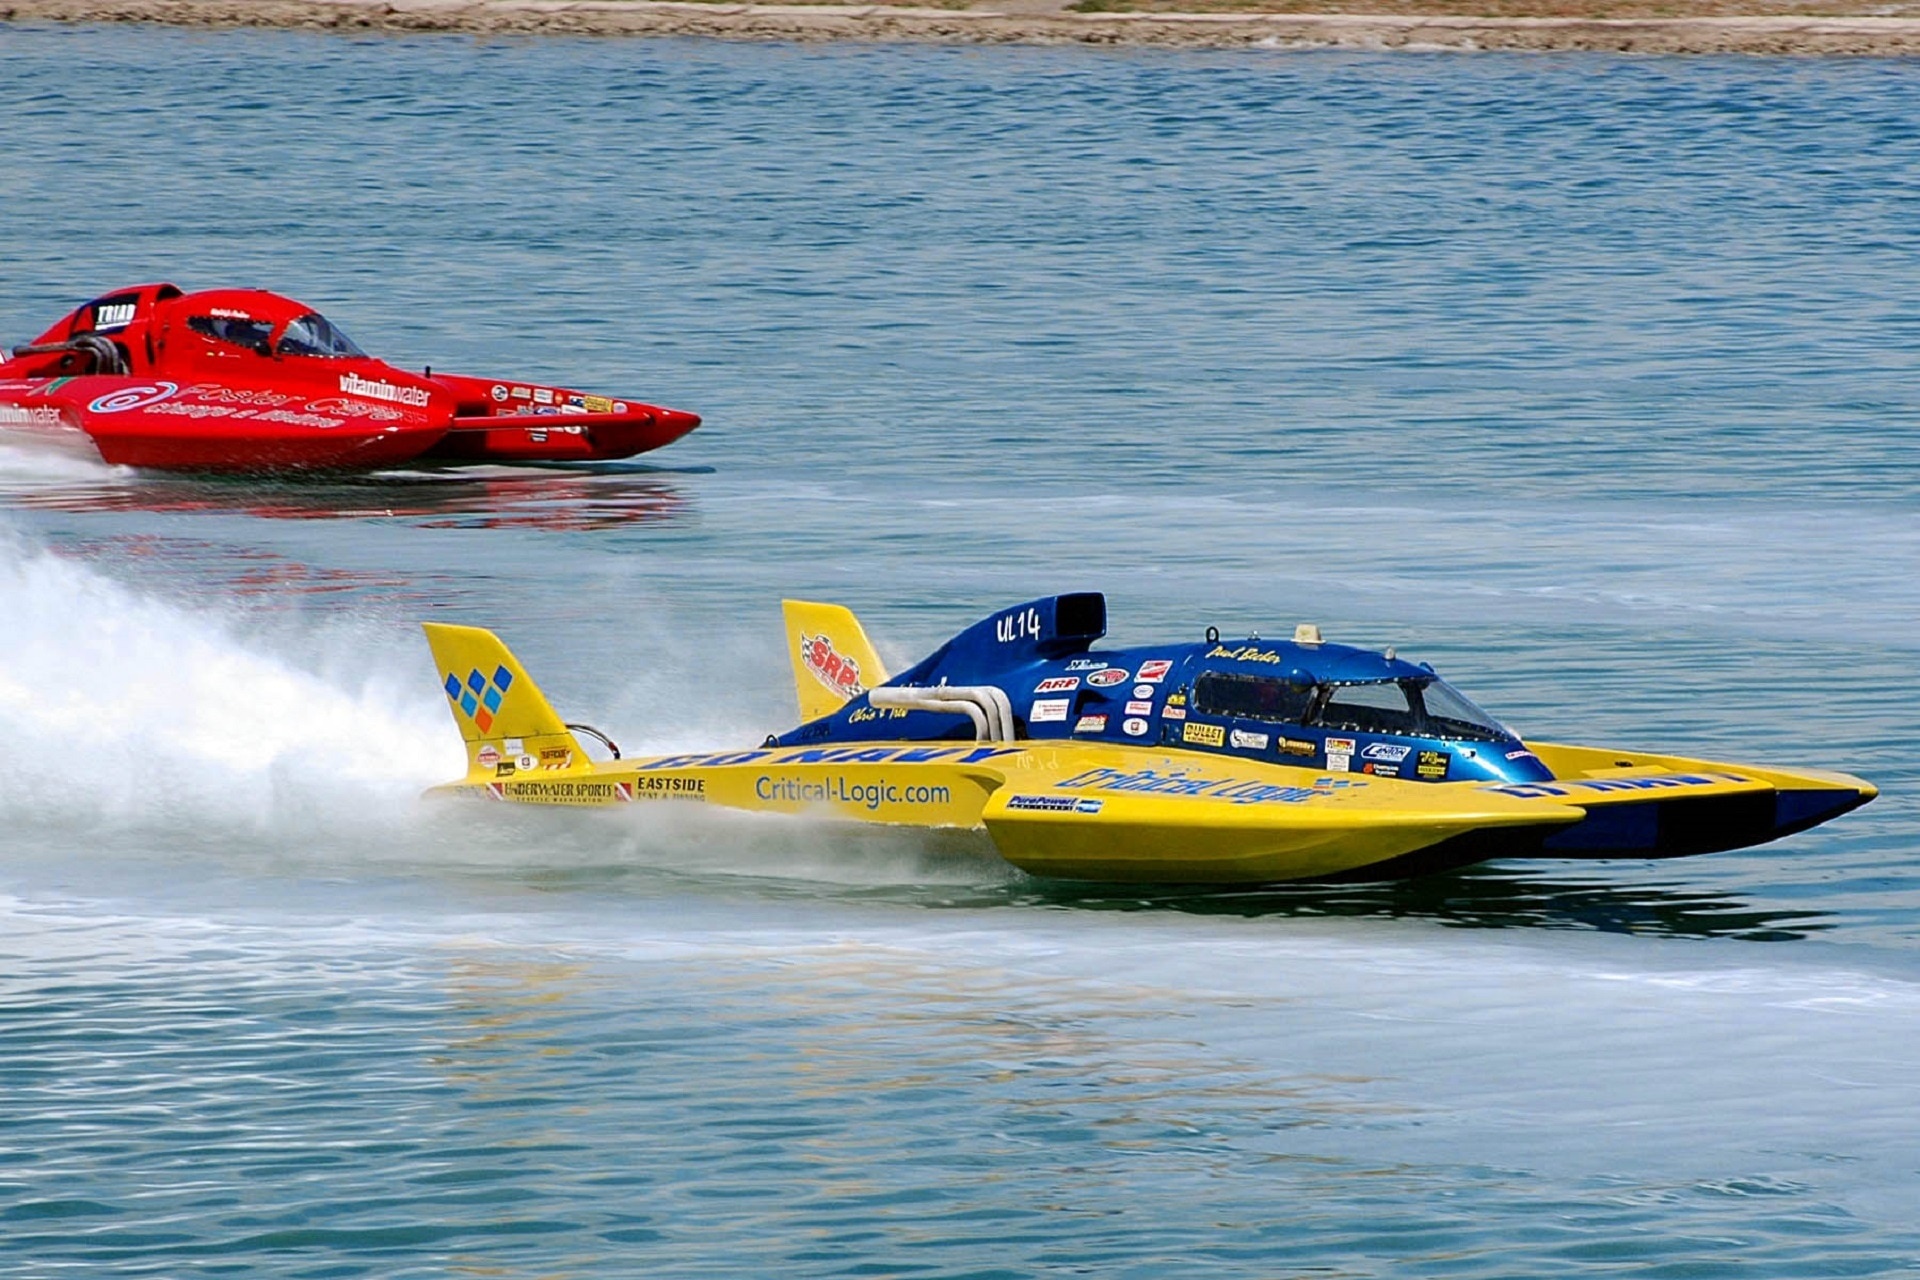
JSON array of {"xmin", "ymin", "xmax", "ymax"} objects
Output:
[{"xmin": 425, "ymin": 593, "xmax": 1875, "ymax": 883}]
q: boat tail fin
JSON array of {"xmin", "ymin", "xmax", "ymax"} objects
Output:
[
  {"xmin": 781, "ymin": 599, "xmax": 888, "ymax": 723},
  {"xmin": 422, "ymin": 623, "xmax": 586, "ymax": 778}
]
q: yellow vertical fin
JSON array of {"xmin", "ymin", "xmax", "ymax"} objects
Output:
[
  {"xmin": 781, "ymin": 599, "xmax": 888, "ymax": 723},
  {"xmin": 422, "ymin": 623, "xmax": 586, "ymax": 779}
]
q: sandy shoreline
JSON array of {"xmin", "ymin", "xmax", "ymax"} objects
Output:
[{"xmin": 8, "ymin": 0, "xmax": 1920, "ymax": 53}]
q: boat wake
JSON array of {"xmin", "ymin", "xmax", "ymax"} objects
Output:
[{"xmin": 0, "ymin": 528, "xmax": 1008, "ymax": 899}]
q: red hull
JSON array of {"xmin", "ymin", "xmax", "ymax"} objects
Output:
[{"xmin": 86, "ymin": 416, "xmax": 449, "ymax": 473}]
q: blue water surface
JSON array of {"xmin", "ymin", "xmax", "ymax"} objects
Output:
[{"xmin": 2, "ymin": 24, "xmax": 1919, "ymax": 1279}]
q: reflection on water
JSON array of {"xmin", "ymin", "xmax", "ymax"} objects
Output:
[
  {"xmin": 1, "ymin": 467, "xmax": 696, "ymax": 532},
  {"xmin": 505, "ymin": 844, "xmax": 1827, "ymax": 943},
  {"xmin": 987, "ymin": 866, "xmax": 1831, "ymax": 942}
]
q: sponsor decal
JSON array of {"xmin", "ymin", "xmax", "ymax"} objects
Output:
[
  {"xmin": 1125, "ymin": 700, "xmax": 1153, "ymax": 716},
  {"xmin": 1133, "ymin": 685, "xmax": 1154, "ymax": 699},
  {"xmin": 303, "ymin": 396, "xmax": 402, "ymax": 420},
  {"xmin": 1122, "ymin": 717, "xmax": 1149, "ymax": 737},
  {"xmin": 1056, "ymin": 765, "xmax": 1365, "ymax": 806},
  {"xmin": 1416, "ymin": 750, "xmax": 1450, "ymax": 780},
  {"xmin": 995, "ymin": 606, "xmax": 1043, "ymax": 644},
  {"xmin": 1074, "ymin": 714, "xmax": 1108, "ymax": 733},
  {"xmin": 1162, "ymin": 707, "xmax": 1187, "ymax": 721},
  {"xmin": 476, "ymin": 744, "xmax": 501, "ymax": 768},
  {"xmin": 517, "ymin": 754, "xmax": 537, "ymax": 772},
  {"xmin": 0, "ymin": 404, "xmax": 64, "ymax": 427},
  {"xmin": 583, "ymin": 395, "xmax": 614, "ymax": 413},
  {"xmin": 754, "ymin": 775, "xmax": 954, "ymax": 811},
  {"xmin": 92, "ymin": 302, "xmax": 137, "ymax": 330},
  {"xmin": 1361, "ymin": 743, "xmax": 1412, "ymax": 763},
  {"xmin": 1325, "ymin": 736, "xmax": 1355, "ymax": 772},
  {"xmin": 540, "ymin": 746, "xmax": 573, "ymax": 769},
  {"xmin": 1183, "ymin": 722, "xmax": 1226, "ymax": 747},
  {"xmin": 442, "ymin": 663, "xmax": 515, "ymax": 735},
  {"xmin": 1007, "ymin": 794, "xmax": 1078, "ymax": 812},
  {"xmin": 1086, "ymin": 668, "xmax": 1129, "ymax": 688},
  {"xmin": 1006, "ymin": 794, "xmax": 1103, "ymax": 814},
  {"xmin": 491, "ymin": 384, "xmax": 509, "ymax": 402},
  {"xmin": 1166, "ymin": 691, "xmax": 1187, "ymax": 708},
  {"xmin": 339, "ymin": 372, "xmax": 430, "ymax": 408},
  {"xmin": 1230, "ymin": 729, "xmax": 1270, "ymax": 750},
  {"xmin": 87, "ymin": 381, "xmax": 178, "ymax": 414},
  {"xmin": 1484, "ymin": 772, "xmax": 1750, "ymax": 800},
  {"xmin": 209, "ymin": 307, "xmax": 252, "ymax": 320},
  {"xmin": 614, "ymin": 402, "xmax": 628, "ymax": 414},
  {"xmin": 1065, "ymin": 658, "xmax": 1105, "ymax": 672},
  {"xmin": 1506, "ymin": 749, "xmax": 1542, "ymax": 763},
  {"xmin": 1136, "ymin": 659, "xmax": 1173, "ymax": 683},
  {"xmin": 1030, "ymin": 697, "xmax": 1070, "ymax": 723},
  {"xmin": 1361, "ymin": 761, "xmax": 1399, "ymax": 777},
  {"xmin": 631, "ymin": 775, "xmax": 705, "ymax": 798},
  {"xmin": 1035, "ymin": 676, "xmax": 1080, "ymax": 694},
  {"xmin": 800, "ymin": 633, "xmax": 865, "ymax": 700},
  {"xmin": 496, "ymin": 761, "xmax": 516, "ymax": 778},
  {"xmin": 497, "ymin": 777, "xmax": 639, "ymax": 805},
  {"xmin": 511, "ymin": 386, "xmax": 532, "ymax": 400},
  {"xmin": 533, "ymin": 387, "xmax": 553, "ymax": 405},
  {"xmin": 1207, "ymin": 644, "xmax": 1285, "ymax": 666},
  {"xmin": 186, "ymin": 385, "xmax": 296, "ymax": 406},
  {"xmin": 639, "ymin": 745, "xmax": 1024, "ymax": 770},
  {"xmin": 505, "ymin": 739, "xmax": 524, "ymax": 755},
  {"xmin": 1279, "ymin": 737, "xmax": 1317, "ymax": 756}
]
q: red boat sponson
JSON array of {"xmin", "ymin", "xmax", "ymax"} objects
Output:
[{"xmin": 425, "ymin": 406, "xmax": 702, "ymax": 464}]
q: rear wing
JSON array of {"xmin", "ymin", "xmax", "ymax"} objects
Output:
[
  {"xmin": 422, "ymin": 623, "xmax": 587, "ymax": 778},
  {"xmin": 781, "ymin": 599, "xmax": 889, "ymax": 723}
]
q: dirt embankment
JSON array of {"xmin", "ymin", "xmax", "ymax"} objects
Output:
[{"xmin": 8, "ymin": 0, "xmax": 1920, "ymax": 54}]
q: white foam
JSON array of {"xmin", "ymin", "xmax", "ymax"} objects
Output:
[{"xmin": 0, "ymin": 530, "xmax": 459, "ymax": 839}]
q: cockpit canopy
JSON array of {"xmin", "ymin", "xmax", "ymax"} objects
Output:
[
  {"xmin": 1194, "ymin": 670, "xmax": 1511, "ymax": 742},
  {"xmin": 177, "ymin": 291, "xmax": 367, "ymax": 359}
]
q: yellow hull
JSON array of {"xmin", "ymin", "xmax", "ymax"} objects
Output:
[{"xmin": 420, "ymin": 735, "xmax": 1824, "ymax": 882}]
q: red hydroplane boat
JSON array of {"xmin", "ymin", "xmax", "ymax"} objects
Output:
[{"xmin": 0, "ymin": 283, "xmax": 701, "ymax": 472}]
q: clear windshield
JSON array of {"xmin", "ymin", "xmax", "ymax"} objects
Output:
[
  {"xmin": 276, "ymin": 312, "xmax": 366, "ymax": 358},
  {"xmin": 1418, "ymin": 678, "xmax": 1511, "ymax": 742},
  {"xmin": 1305, "ymin": 677, "xmax": 1511, "ymax": 742}
]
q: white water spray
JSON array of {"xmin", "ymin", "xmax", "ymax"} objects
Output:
[{"xmin": 0, "ymin": 529, "xmax": 458, "ymax": 841}]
